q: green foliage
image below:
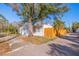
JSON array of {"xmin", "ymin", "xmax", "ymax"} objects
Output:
[
  {"xmin": 0, "ymin": 14, "xmax": 18, "ymax": 34},
  {"xmin": 53, "ymin": 19, "xmax": 65, "ymax": 29},
  {"xmin": 72, "ymin": 22, "xmax": 79, "ymax": 32},
  {"xmin": 53, "ymin": 19, "xmax": 65, "ymax": 36},
  {"xmin": 7, "ymin": 3, "xmax": 68, "ymax": 23},
  {"xmin": 3, "ymin": 24, "xmax": 18, "ymax": 34},
  {"xmin": 72, "ymin": 22, "xmax": 79, "ymax": 29}
]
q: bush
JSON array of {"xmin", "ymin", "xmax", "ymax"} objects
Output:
[{"xmin": 3, "ymin": 24, "xmax": 18, "ymax": 34}]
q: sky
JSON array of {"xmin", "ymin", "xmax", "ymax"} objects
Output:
[
  {"xmin": 62, "ymin": 3, "xmax": 79, "ymax": 27},
  {"xmin": 0, "ymin": 3, "xmax": 79, "ymax": 27}
]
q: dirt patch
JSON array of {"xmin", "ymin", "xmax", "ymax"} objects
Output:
[
  {"xmin": 17, "ymin": 36, "xmax": 55, "ymax": 45},
  {"xmin": 0, "ymin": 42, "xmax": 11, "ymax": 55}
]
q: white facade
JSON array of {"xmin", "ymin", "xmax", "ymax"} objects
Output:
[
  {"xmin": 19, "ymin": 27, "xmax": 29, "ymax": 36},
  {"xmin": 33, "ymin": 26, "xmax": 44, "ymax": 36},
  {"xmin": 19, "ymin": 23, "xmax": 29, "ymax": 36}
]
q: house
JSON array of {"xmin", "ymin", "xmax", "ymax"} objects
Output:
[
  {"xmin": 19, "ymin": 21, "xmax": 68, "ymax": 39},
  {"xmin": 19, "ymin": 23, "xmax": 29, "ymax": 36},
  {"xmin": 43, "ymin": 24, "xmax": 56, "ymax": 38},
  {"xmin": 19, "ymin": 22, "xmax": 56, "ymax": 38},
  {"xmin": 19, "ymin": 22, "xmax": 44, "ymax": 36}
]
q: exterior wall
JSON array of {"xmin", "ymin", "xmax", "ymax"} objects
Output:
[
  {"xmin": 44, "ymin": 28, "xmax": 56, "ymax": 39},
  {"xmin": 19, "ymin": 26, "xmax": 29, "ymax": 36},
  {"xmin": 33, "ymin": 27, "xmax": 44, "ymax": 36}
]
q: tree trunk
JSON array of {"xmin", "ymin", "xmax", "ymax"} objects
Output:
[
  {"xmin": 28, "ymin": 17, "xmax": 33, "ymax": 36},
  {"xmin": 55, "ymin": 28, "xmax": 60, "ymax": 36}
]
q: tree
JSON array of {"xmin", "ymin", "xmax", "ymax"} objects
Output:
[
  {"xmin": 52, "ymin": 4, "xmax": 68, "ymax": 36},
  {"xmin": 3, "ymin": 24, "xmax": 18, "ymax": 34},
  {"xmin": 53, "ymin": 19, "xmax": 65, "ymax": 36},
  {"xmin": 7, "ymin": 3, "xmax": 68, "ymax": 36},
  {"xmin": 72, "ymin": 22, "xmax": 79, "ymax": 32},
  {"xmin": 51, "ymin": 3, "xmax": 68, "ymax": 21}
]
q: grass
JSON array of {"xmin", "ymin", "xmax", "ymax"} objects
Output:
[{"xmin": 18, "ymin": 36, "xmax": 56, "ymax": 45}]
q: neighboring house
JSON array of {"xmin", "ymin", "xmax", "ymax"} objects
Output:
[
  {"xmin": 34, "ymin": 23, "xmax": 53, "ymax": 36},
  {"xmin": 19, "ymin": 23, "xmax": 29, "ymax": 36},
  {"xmin": 19, "ymin": 22, "xmax": 53, "ymax": 37},
  {"xmin": 43, "ymin": 24, "xmax": 56, "ymax": 38},
  {"xmin": 19, "ymin": 21, "xmax": 68, "ymax": 39}
]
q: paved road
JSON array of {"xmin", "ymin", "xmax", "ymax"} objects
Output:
[
  {"xmin": 4, "ymin": 33, "xmax": 79, "ymax": 56},
  {"xmin": 48, "ymin": 33, "xmax": 79, "ymax": 56}
]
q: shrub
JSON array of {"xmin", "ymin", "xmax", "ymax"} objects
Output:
[{"xmin": 3, "ymin": 24, "xmax": 18, "ymax": 34}]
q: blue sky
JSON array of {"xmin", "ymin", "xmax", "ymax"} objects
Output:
[
  {"xmin": 0, "ymin": 3, "xmax": 79, "ymax": 27},
  {"xmin": 0, "ymin": 4, "xmax": 20, "ymax": 23},
  {"xmin": 62, "ymin": 3, "xmax": 79, "ymax": 27}
]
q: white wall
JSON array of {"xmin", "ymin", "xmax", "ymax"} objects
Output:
[{"xmin": 33, "ymin": 27, "xmax": 44, "ymax": 36}]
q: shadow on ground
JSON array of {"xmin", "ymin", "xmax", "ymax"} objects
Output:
[
  {"xmin": 47, "ymin": 43, "xmax": 79, "ymax": 56},
  {"xmin": 59, "ymin": 35, "xmax": 79, "ymax": 44}
]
